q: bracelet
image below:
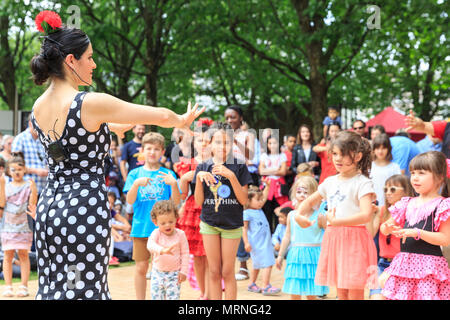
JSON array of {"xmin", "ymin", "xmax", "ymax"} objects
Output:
[{"xmin": 414, "ymin": 228, "xmax": 421, "ymax": 240}]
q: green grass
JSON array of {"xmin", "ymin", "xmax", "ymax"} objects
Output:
[{"xmin": 0, "ymin": 260, "xmax": 135, "ymax": 285}]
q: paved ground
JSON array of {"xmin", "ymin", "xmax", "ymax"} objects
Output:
[{"xmin": 1, "ymin": 259, "xmax": 366, "ymax": 300}]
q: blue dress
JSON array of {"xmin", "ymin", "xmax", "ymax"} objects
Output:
[
  {"xmin": 243, "ymin": 209, "xmax": 275, "ymax": 269},
  {"xmin": 282, "ymin": 206, "xmax": 329, "ymax": 296}
]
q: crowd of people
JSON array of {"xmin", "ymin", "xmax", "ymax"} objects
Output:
[
  {"xmin": 3, "ymin": 104, "xmax": 448, "ymax": 300},
  {"xmin": 1, "ymin": 9, "xmax": 449, "ymax": 300}
]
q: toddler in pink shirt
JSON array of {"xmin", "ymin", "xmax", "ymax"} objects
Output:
[{"xmin": 147, "ymin": 200, "xmax": 189, "ymax": 300}]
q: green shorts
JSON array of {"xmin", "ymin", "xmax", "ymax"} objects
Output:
[{"xmin": 199, "ymin": 221, "xmax": 243, "ymax": 239}]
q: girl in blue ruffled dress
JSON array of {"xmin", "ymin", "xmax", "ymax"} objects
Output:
[{"xmin": 276, "ymin": 176, "xmax": 329, "ymax": 300}]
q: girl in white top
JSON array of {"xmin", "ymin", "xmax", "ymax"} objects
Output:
[
  {"xmin": 295, "ymin": 131, "xmax": 378, "ymax": 300},
  {"xmin": 370, "ymin": 133, "xmax": 401, "ymax": 206}
]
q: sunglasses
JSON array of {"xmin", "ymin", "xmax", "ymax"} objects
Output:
[
  {"xmin": 384, "ymin": 186, "xmax": 404, "ymax": 193},
  {"xmin": 386, "ymin": 234, "xmax": 391, "ymax": 245},
  {"xmin": 353, "ymin": 126, "xmax": 365, "ymax": 130}
]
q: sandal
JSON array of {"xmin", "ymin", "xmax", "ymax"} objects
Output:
[
  {"xmin": 235, "ymin": 268, "xmax": 249, "ymax": 281},
  {"xmin": 262, "ymin": 284, "xmax": 281, "ymax": 296},
  {"xmin": 247, "ymin": 283, "xmax": 262, "ymax": 293},
  {"xmin": 2, "ymin": 285, "xmax": 14, "ymax": 297},
  {"xmin": 16, "ymin": 285, "xmax": 29, "ymax": 298}
]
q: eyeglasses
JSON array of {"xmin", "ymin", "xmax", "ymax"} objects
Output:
[
  {"xmin": 384, "ymin": 186, "xmax": 404, "ymax": 193},
  {"xmin": 353, "ymin": 126, "xmax": 365, "ymax": 130}
]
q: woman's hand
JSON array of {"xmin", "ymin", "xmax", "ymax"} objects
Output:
[
  {"xmin": 177, "ymin": 101, "xmax": 206, "ymax": 134},
  {"xmin": 405, "ymin": 110, "xmax": 425, "ymax": 132}
]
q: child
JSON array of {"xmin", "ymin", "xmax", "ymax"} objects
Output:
[
  {"xmin": 276, "ymin": 176, "xmax": 329, "ymax": 300},
  {"xmin": 0, "ymin": 153, "xmax": 37, "ymax": 298},
  {"xmin": 295, "ymin": 163, "xmax": 314, "ymax": 180},
  {"xmin": 177, "ymin": 123, "xmax": 211, "ymax": 300},
  {"xmin": 322, "ymin": 106, "xmax": 342, "ymax": 140},
  {"xmin": 313, "ymin": 121, "xmax": 341, "ymax": 184},
  {"xmin": 295, "ymin": 130, "xmax": 378, "ymax": 300},
  {"xmin": 370, "ymin": 134, "xmax": 402, "ymax": 207},
  {"xmin": 380, "ymin": 151, "xmax": 450, "ymax": 300},
  {"xmin": 194, "ymin": 122, "xmax": 253, "ymax": 300},
  {"xmin": 243, "ymin": 184, "xmax": 281, "ymax": 295},
  {"xmin": 272, "ymin": 207, "xmax": 290, "ymax": 257},
  {"xmin": 259, "ymin": 134, "xmax": 289, "ymax": 232},
  {"xmin": 366, "ymin": 174, "xmax": 415, "ymax": 299},
  {"xmin": 124, "ymin": 132, "xmax": 181, "ymax": 300},
  {"xmin": 147, "ymin": 200, "xmax": 189, "ymax": 300}
]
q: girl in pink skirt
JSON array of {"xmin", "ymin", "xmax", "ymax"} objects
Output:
[
  {"xmin": 295, "ymin": 131, "xmax": 378, "ymax": 300},
  {"xmin": 380, "ymin": 151, "xmax": 450, "ymax": 300},
  {"xmin": 0, "ymin": 153, "xmax": 37, "ymax": 298}
]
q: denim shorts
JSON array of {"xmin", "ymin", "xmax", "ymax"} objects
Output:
[{"xmin": 369, "ymin": 257, "xmax": 392, "ymax": 296}]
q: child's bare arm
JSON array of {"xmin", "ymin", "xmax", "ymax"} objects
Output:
[{"xmin": 243, "ymin": 221, "xmax": 251, "ymax": 252}]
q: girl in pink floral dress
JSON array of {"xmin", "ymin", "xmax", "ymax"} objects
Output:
[{"xmin": 380, "ymin": 151, "xmax": 450, "ymax": 300}]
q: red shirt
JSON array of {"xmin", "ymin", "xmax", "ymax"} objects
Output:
[
  {"xmin": 316, "ymin": 143, "xmax": 337, "ymax": 184},
  {"xmin": 431, "ymin": 120, "xmax": 447, "ymax": 140},
  {"xmin": 284, "ymin": 150, "xmax": 293, "ymax": 168},
  {"xmin": 378, "ymin": 207, "xmax": 401, "ymax": 259}
]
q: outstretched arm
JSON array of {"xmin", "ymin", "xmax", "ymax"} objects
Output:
[{"xmin": 83, "ymin": 94, "xmax": 205, "ymax": 133}]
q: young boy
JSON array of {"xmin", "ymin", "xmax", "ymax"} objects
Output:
[
  {"xmin": 124, "ymin": 132, "xmax": 181, "ymax": 300},
  {"xmin": 272, "ymin": 207, "xmax": 290, "ymax": 258},
  {"xmin": 322, "ymin": 106, "xmax": 342, "ymax": 139}
]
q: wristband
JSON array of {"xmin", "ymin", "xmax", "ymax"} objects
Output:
[{"xmin": 414, "ymin": 228, "xmax": 421, "ymax": 240}]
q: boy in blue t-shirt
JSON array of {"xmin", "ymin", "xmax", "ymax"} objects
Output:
[
  {"xmin": 124, "ymin": 132, "xmax": 181, "ymax": 300},
  {"xmin": 322, "ymin": 106, "xmax": 342, "ymax": 139}
]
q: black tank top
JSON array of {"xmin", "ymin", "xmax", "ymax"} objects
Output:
[{"xmin": 401, "ymin": 200, "xmax": 443, "ymax": 257}]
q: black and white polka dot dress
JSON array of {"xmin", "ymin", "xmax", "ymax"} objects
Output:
[{"xmin": 31, "ymin": 91, "xmax": 112, "ymax": 300}]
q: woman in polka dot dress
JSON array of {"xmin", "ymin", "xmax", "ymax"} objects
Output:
[{"xmin": 29, "ymin": 11, "xmax": 204, "ymax": 300}]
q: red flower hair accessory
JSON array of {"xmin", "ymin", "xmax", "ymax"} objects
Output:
[
  {"xmin": 196, "ymin": 118, "xmax": 214, "ymax": 127},
  {"xmin": 35, "ymin": 10, "xmax": 63, "ymax": 35}
]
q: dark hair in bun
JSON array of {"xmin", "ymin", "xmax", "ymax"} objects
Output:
[{"xmin": 30, "ymin": 27, "xmax": 90, "ymax": 85}]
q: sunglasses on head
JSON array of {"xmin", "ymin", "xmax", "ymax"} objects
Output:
[
  {"xmin": 353, "ymin": 126, "xmax": 365, "ymax": 130},
  {"xmin": 384, "ymin": 186, "xmax": 404, "ymax": 193}
]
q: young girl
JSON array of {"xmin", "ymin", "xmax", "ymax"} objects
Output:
[
  {"xmin": 147, "ymin": 200, "xmax": 190, "ymax": 300},
  {"xmin": 243, "ymin": 183, "xmax": 281, "ymax": 295},
  {"xmin": 370, "ymin": 134, "xmax": 402, "ymax": 207},
  {"xmin": 366, "ymin": 174, "xmax": 415, "ymax": 300},
  {"xmin": 0, "ymin": 153, "xmax": 37, "ymax": 298},
  {"xmin": 177, "ymin": 122, "xmax": 212, "ymax": 300},
  {"xmin": 380, "ymin": 151, "xmax": 450, "ymax": 300},
  {"xmin": 313, "ymin": 121, "xmax": 340, "ymax": 184},
  {"xmin": 194, "ymin": 122, "xmax": 253, "ymax": 300},
  {"xmin": 259, "ymin": 134, "xmax": 289, "ymax": 232},
  {"xmin": 295, "ymin": 130, "xmax": 378, "ymax": 300},
  {"xmin": 276, "ymin": 176, "xmax": 329, "ymax": 300}
]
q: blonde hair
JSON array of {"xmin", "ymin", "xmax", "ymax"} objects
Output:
[
  {"xmin": 290, "ymin": 175, "xmax": 318, "ymax": 201},
  {"xmin": 150, "ymin": 200, "xmax": 179, "ymax": 222},
  {"xmin": 142, "ymin": 132, "xmax": 165, "ymax": 149},
  {"xmin": 296, "ymin": 163, "xmax": 314, "ymax": 177}
]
